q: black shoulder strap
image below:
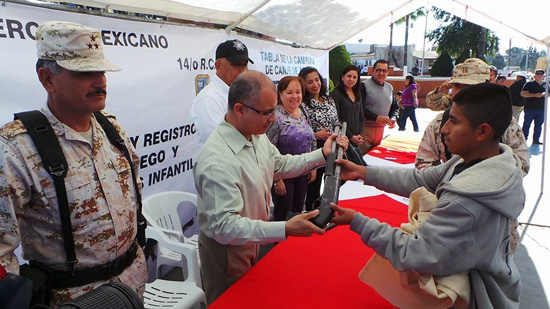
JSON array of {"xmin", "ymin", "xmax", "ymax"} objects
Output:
[
  {"xmin": 93, "ymin": 112, "xmax": 146, "ymax": 247},
  {"xmin": 439, "ymin": 107, "xmax": 453, "ymax": 161},
  {"xmin": 14, "ymin": 111, "xmax": 78, "ymax": 273}
]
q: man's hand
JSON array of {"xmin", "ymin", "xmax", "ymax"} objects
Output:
[
  {"xmin": 375, "ymin": 115, "xmax": 391, "ymax": 125},
  {"xmin": 274, "ymin": 179, "xmax": 286, "ymax": 196},
  {"xmin": 308, "ymin": 169, "xmax": 317, "ymax": 183},
  {"xmin": 389, "ymin": 118, "xmax": 397, "ymax": 129},
  {"xmin": 335, "ymin": 158, "xmax": 366, "ymax": 181},
  {"xmin": 322, "ymin": 133, "xmax": 350, "ymax": 157},
  {"xmin": 285, "ymin": 209, "xmax": 325, "ymax": 237},
  {"xmin": 314, "ymin": 128, "xmax": 332, "ymax": 141},
  {"xmin": 438, "ymin": 80, "xmax": 451, "ymax": 94},
  {"xmin": 330, "ymin": 203, "xmax": 358, "ymax": 226}
]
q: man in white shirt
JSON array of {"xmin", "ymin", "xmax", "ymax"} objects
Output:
[{"xmin": 190, "ymin": 39, "xmax": 253, "ymax": 147}]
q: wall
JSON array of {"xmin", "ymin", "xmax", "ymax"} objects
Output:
[{"xmin": 381, "ymin": 77, "xmax": 516, "ymax": 108}]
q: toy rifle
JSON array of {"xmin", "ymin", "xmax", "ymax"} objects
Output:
[
  {"xmin": 285, "ymin": 122, "xmax": 346, "ymax": 228},
  {"xmin": 309, "ymin": 122, "xmax": 347, "ymax": 228}
]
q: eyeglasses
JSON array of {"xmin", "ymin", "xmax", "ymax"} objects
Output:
[
  {"xmin": 241, "ymin": 103, "xmax": 276, "ymax": 118},
  {"xmin": 535, "ymin": 72, "xmax": 545, "ymax": 75},
  {"xmin": 374, "ymin": 68, "xmax": 389, "ymax": 74}
]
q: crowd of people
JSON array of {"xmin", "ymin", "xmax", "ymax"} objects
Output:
[{"xmin": 0, "ymin": 20, "xmax": 543, "ymax": 309}]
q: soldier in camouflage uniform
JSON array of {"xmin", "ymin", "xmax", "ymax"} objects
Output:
[
  {"xmin": 415, "ymin": 58, "xmax": 529, "ymax": 255},
  {"xmin": 0, "ymin": 21, "xmax": 146, "ymax": 306}
]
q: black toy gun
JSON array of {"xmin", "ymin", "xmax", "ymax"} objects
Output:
[{"xmin": 309, "ymin": 122, "xmax": 347, "ymax": 228}]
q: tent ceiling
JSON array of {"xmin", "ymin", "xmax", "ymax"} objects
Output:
[{"xmin": 44, "ymin": 0, "xmax": 550, "ymax": 49}]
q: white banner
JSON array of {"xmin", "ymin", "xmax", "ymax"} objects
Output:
[{"xmin": 0, "ymin": 3, "xmax": 329, "ymax": 197}]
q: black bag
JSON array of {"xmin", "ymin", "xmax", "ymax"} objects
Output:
[
  {"xmin": 346, "ymin": 144, "xmax": 367, "ymax": 166},
  {"xmin": 0, "ymin": 269, "xmax": 33, "ymax": 309},
  {"xmin": 19, "ymin": 263, "xmax": 51, "ymax": 306}
]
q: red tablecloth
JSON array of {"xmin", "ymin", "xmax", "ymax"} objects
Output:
[{"xmin": 211, "ymin": 194, "xmax": 408, "ymax": 308}]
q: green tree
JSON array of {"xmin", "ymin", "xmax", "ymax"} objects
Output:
[
  {"xmin": 426, "ymin": 8, "xmax": 499, "ymax": 61},
  {"xmin": 329, "ymin": 45, "xmax": 352, "ymax": 86},
  {"xmin": 456, "ymin": 50, "xmax": 470, "ymax": 65},
  {"xmin": 506, "ymin": 47, "xmax": 546, "ymax": 70},
  {"xmin": 492, "ymin": 54, "xmax": 506, "ymax": 70},
  {"xmin": 430, "ymin": 51, "xmax": 453, "ymax": 76},
  {"xmin": 395, "ymin": 8, "xmax": 425, "ymax": 68},
  {"xmin": 328, "ymin": 78, "xmax": 334, "ymax": 93}
]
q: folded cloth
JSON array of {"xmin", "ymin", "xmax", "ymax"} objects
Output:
[
  {"xmin": 358, "ymin": 187, "xmax": 471, "ymax": 309},
  {"xmin": 368, "ymin": 146, "xmax": 416, "ymax": 164},
  {"xmin": 379, "ymin": 132, "xmax": 422, "ymax": 152}
]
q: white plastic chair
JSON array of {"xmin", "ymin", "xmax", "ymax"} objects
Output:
[
  {"xmin": 142, "ymin": 191, "xmax": 200, "ymax": 280},
  {"xmin": 144, "ymin": 226, "xmax": 206, "ymax": 309}
]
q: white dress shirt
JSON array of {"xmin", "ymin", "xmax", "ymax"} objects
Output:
[{"xmin": 190, "ymin": 74, "xmax": 229, "ymax": 148}]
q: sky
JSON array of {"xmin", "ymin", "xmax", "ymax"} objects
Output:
[{"xmin": 345, "ymin": 8, "xmax": 544, "ymax": 57}]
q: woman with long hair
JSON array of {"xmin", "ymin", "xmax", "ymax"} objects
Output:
[
  {"xmin": 399, "ymin": 75, "xmax": 420, "ymax": 132},
  {"xmin": 298, "ymin": 66, "xmax": 339, "ymax": 211},
  {"xmin": 266, "ymin": 76, "xmax": 315, "ymax": 221},
  {"xmin": 330, "ymin": 65, "xmax": 364, "ymax": 148}
]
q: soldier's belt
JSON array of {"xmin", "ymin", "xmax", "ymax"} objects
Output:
[{"xmin": 30, "ymin": 241, "xmax": 138, "ymax": 289}]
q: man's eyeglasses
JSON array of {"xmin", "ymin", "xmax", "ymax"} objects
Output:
[
  {"xmin": 241, "ymin": 103, "xmax": 275, "ymax": 118},
  {"xmin": 535, "ymin": 72, "xmax": 545, "ymax": 76},
  {"xmin": 374, "ymin": 68, "xmax": 389, "ymax": 74}
]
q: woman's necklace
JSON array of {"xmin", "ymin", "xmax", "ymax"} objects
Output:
[{"xmin": 285, "ymin": 106, "xmax": 301, "ymax": 118}]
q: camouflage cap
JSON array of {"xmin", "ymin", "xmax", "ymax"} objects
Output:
[
  {"xmin": 36, "ymin": 21, "xmax": 120, "ymax": 72},
  {"xmin": 450, "ymin": 58, "xmax": 489, "ymax": 85}
]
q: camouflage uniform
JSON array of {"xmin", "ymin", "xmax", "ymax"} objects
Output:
[
  {"xmin": 0, "ymin": 106, "xmax": 146, "ymax": 307},
  {"xmin": 425, "ymin": 89, "xmax": 452, "ymax": 111}
]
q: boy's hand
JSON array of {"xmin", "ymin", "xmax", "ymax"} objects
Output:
[
  {"xmin": 330, "ymin": 203, "xmax": 357, "ymax": 225},
  {"xmin": 335, "ymin": 159, "xmax": 366, "ymax": 181}
]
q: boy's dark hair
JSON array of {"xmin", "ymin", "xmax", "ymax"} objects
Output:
[
  {"xmin": 496, "ymin": 75, "xmax": 506, "ymax": 81},
  {"xmin": 396, "ymin": 91, "xmax": 403, "ymax": 96},
  {"xmin": 452, "ymin": 83, "xmax": 512, "ymax": 141}
]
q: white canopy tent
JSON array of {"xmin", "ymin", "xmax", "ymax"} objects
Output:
[{"xmin": 42, "ymin": 0, "xmax": 550, "ymax": 49}]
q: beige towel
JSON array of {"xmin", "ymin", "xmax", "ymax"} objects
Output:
[{"xmin": 359, "ymin": 187, "xmax": 470, "ymax": 309}]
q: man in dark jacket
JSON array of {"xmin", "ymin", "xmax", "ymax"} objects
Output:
[
  {"xmin": 509, "ymin": 73, "xmax": 527, "ymax": 120},
  {"xmin": 521, "ymin": 69, "xmax": 546, "ymax": 145}
]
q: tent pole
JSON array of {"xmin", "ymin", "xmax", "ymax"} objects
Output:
[
  {"xmin": 420, "ymin": 6, "xmax": 429, "ymax": 76},
  {"xmin": 225, "ymin": 0, "xmax": 271, "ymax": 33},
  {"xmin": 542, "ymin": 45, "xmax": 549, "ymax": 195}
]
